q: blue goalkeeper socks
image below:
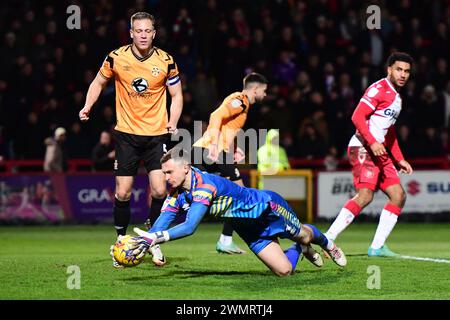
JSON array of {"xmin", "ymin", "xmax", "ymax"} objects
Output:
[
  {"xmin": 284, "ymin": 243, "xmax": 303, "ymax": 270},
  {"xmin": 305, "ymin": 224, "xmax": 329, "ymax": 248}
]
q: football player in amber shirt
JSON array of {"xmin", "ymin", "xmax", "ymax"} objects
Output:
[
  {"xmin": 192, "ymin": 73, "xmax": 268, "ymax": 254},
  {"xmin": 79, "ymin": 12, "xmax": 183, "ymax": 268}
]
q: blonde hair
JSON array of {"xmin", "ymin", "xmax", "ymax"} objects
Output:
[{"xmin": 130, "ymin": 12, "xmax": 156, "ymax": 29}]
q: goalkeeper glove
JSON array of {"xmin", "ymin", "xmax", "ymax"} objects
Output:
[
  {"xmin": 125, "ymin": 236, "xmax": 151, "ymax": 259},
  {"xmin": 133, "ymin": 227, "xmax": 169, "ymax": 245}
]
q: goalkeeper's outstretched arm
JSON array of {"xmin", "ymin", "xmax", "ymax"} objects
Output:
[
  {"xmin": 149, "ymin": 210, "xmax": 178, "ymax": 232},
  {"xmin": 165, "ymin": 202, "xmax": 208, "ymax": 240},
  {"xmin": 135, "ymin": 202, "xmax": 208, "ymax": 245}
]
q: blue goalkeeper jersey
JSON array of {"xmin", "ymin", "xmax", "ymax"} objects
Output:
[
  {"xmin": 149, "ymin": 167, "xmax": 279, "ymax": 240},
  {"xmin": 162, "ymin": 166, "xmax": 272, "ymax": 219}
]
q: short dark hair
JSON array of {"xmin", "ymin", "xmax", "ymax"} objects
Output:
[
  {"xmin": 160, "ymin": 148, "xmax": 190, "ymax": 165},
  {"xmin": 243, "ymin": 72, "xmax": 268, "ymax": 88},
  {"xmin": 386, "ymin": 52, "xmax": 414, "ymax": 67},
  {"xmin": 130, "ymin": 12, "xmax": 156, "ymax": 29}
]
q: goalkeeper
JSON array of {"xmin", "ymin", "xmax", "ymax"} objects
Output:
[{"xmin": 131, "ymin": 148, "xmax": 346, "ymax": 276}]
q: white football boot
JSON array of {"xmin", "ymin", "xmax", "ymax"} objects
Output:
[
  {"xmin": 301, "ymin": 245, "xmax": 324, "ymax": 267},
  {"xmin": 323, "ymin": 241, "xmax": 347, "ymax": 267},
  {"xmin": 149, "ymin": 244, "xmax": 167, "ymax": 266}
]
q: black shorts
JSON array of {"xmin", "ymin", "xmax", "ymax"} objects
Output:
[
  {"xmin": 191, "ymin": 147, "xmax": 241, "ymax": 181},
  {"xmin": 113, "ymin": 130, "xmax": 169, "ymax": 176}
]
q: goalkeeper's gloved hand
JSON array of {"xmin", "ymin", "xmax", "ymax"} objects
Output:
[
  {"xmin": 133, "ymin": 227, "xmax": 169, "ymax": 246},
  {"xmin": 128, "ymin": 236, "xmax": 152, "ymax": 260}
]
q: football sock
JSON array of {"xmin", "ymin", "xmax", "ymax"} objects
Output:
[
  {"xmin": 370, "ymin": 204, "xmax": 401, "ymax": 249},
  {"xmin": 113, "ymin": 197, "xmax": 131, "ymax": 236},
  {"xmin": 221, "ymin": 221, "xmax": 234, "ymax": 237},
  {"xmin": 284, "ymin": 243, "xmax": 303, "ymax": 270},
  {"xmin": 219, "ymin": 234, "xmax": 233, "ymax": 246},
  {"xmin": 325, "ymin": 199, "xmax": 361, "ymax": 241},
  {"xmin": 148, "ymin": 197, "xmax": 165, "ymax": 225},
  {"xmin": 305, "ymin": 224, "xmax": 330, "ymax": 249}
]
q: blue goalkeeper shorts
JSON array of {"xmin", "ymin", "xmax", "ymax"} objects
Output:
[{"xmin": 230, "ymin": 190, "xmax": 302, "ymax": 254}]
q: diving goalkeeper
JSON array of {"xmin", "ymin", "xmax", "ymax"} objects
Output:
[{"xmin": 131, "ymin": 148, "xmax": 347, "ymax": 276}]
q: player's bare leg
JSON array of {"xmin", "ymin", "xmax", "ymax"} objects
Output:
[
  {"xmin": 145, "ymin": 169, "xmax": 167, "ymax": 266},
  {"xmin": 111, "ymin": 176, "xmax": 134, "ymax": 268},
  {"xmin": 216, "ymin": 178, "xmax": 246, "ymax": 254},
  {"xmin": 256, "ymin": 241, "xmax": 294, "ymax": 277},
  {"xmin": 325, "ymin": 188, "xmax": 373, "ymax": 241},
  {"xmin": 368, "ymin": 184, "xmax": 405, "ymax": 257}
]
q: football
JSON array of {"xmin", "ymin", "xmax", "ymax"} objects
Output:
[{"xmin": 112, "ymin": 235, "xmax": 145, "ymax": 267}]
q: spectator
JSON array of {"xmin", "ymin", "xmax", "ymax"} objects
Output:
[
  {"xmin": 295, "ymin": 123, "xmax": 327, "ymax": 159},
  {"xmin": 415, "ymin": 85, "xmax": 445, "ymax": 130},
  {"xmin": 323, "ymin": 146, "xmax": 339, "ymax": 171},
  {"xmin": 416, "ymin": 127, "xmax": 445, "ymax": 158},
  {"xmin": 431, "ymin": 58, "xmax": 448, "ymax": 91},
  {"xmin": 441, "ymin": 130, "xmax": 450, "ymax": 159},
  {"xmin": 443, "ymin": 81, "xmax": 450, "ymax": 130},
  {"xmin": 397, "ymin": 124, "xmax": 416, "ymax": 158},
  {"xmin": 172, "ymin": 7, "xmax": 194, "ymax": 45},
  {"xmin": 257, "ymin": 129, "xmax": 291, "ymax": 189},
  {"xmin": 0, "ymin": 1, "xmax": 448, "ymax": 168},
  {"xmin": 66, "ymin": 122, "xmax": 91, "ymax": 159},
  {"xmin": 189, "ymin": 70, "xmax": 218, "ymax": 121},
  {"xmin": 92, "ymin": 131, "xmax": 115, "ymax": 172},
  {"xmin": 272, "ymin": 50, "xmax": 298, "ymax": 86},
  {"xmin": 230, "ymin": 8, "xmax": 250, "ymax": 48},
  {"xmin": 18, "ymin": 111, "xmax": 45, "ymax": 159},
  {"xmin": 43, "ymin": 127, "xmax": 68, "ymax": 173}
]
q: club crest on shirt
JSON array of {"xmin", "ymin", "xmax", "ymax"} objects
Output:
[{"xmin": 151, "ymin": 66, "xmax": 160, "ymax": 77}]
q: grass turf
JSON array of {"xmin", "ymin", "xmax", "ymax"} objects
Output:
[{"xmin": 1, "ymin": 223, "xmax": 449, "ymax": 300}]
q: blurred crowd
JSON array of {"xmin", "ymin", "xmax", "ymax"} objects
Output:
[{"xmin": 0, "ymin": 0, "xmax": 449, "ymax": 166}]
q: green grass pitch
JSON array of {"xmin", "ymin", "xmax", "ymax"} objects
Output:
[{"xmin": 1, "ymin": 223, "xmax": 449, "ymax": 300}]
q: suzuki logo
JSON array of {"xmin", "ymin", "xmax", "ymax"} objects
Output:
[{"xmin": 407, "ymin": 180, "xmax": 420, "ymax": 196}]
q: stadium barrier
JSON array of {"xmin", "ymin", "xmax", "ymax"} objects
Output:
[
  {"xmin": 0, "ymin": 173, "xmax": 150, "ymax": 224},
  {"xmin": 1, "ymin": 158, "xmax": 449, "ymax": 223},
  {"xmin": 1, "ymin": 157, "xmax": 449, "ymax": 173},
  {"xmin": 249, "ymin": 169, "xmax": 313, "ymax": 223},
  {"xmin": 317, "ymin": 170, "xmax": 450, "ymax": 218}
]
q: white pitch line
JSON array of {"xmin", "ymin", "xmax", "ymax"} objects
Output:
[{"xmin": 399, "ymin": 255, "xmax": 450, "ymax": 264}]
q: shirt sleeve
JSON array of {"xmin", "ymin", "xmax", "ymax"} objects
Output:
[
  {"xmin": 166, "ymin": 201, "xmax": 209, "ymax": 240},
  {"xmin": 207, "ymin": 99, "xmax": 246, "ymax": 145},
  {"xmin": 351, "ymin": 99, "xmax": 378, "ymax": 146},
  {"xmin": 192, "ymin": 184, "xmax": 216, "ymax": 206},
  {"xmin": 149, "ymin": 196, "xmax": 180, "ymax": 232},
  {"xmin": 359, "ymin": 85, "xmax": 381, "ymax": 111},
  {"xmin": 98, "ymin": 53, "xmax": 114, "ymax": 79},
  {"xmin": 166, "ymin": 55, "xmax": 180, "ymax": 86}
]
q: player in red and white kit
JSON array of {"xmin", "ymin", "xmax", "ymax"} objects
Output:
[{"xmin": 324, "ymin": 52, "xmax": 414, "ymax": 257}]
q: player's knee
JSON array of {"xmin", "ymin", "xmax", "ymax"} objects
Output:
[
  {"xmin": 150, "ymin": 187, "xmax": 167, "ymax": 199},
  {"xmin": 392, "ymin": 190, "xmax": 407, "ymax": 207},
  {"xmin": 115, "ymin": 189, "xmax": 132, "ymax": 201},
  {"xmin": 355, "ymin": 189, "xmax": 374, "ymax": 206},
  {"xmin": 273, "ymin": 265, "xmax": 292, "ymax": 277}
]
